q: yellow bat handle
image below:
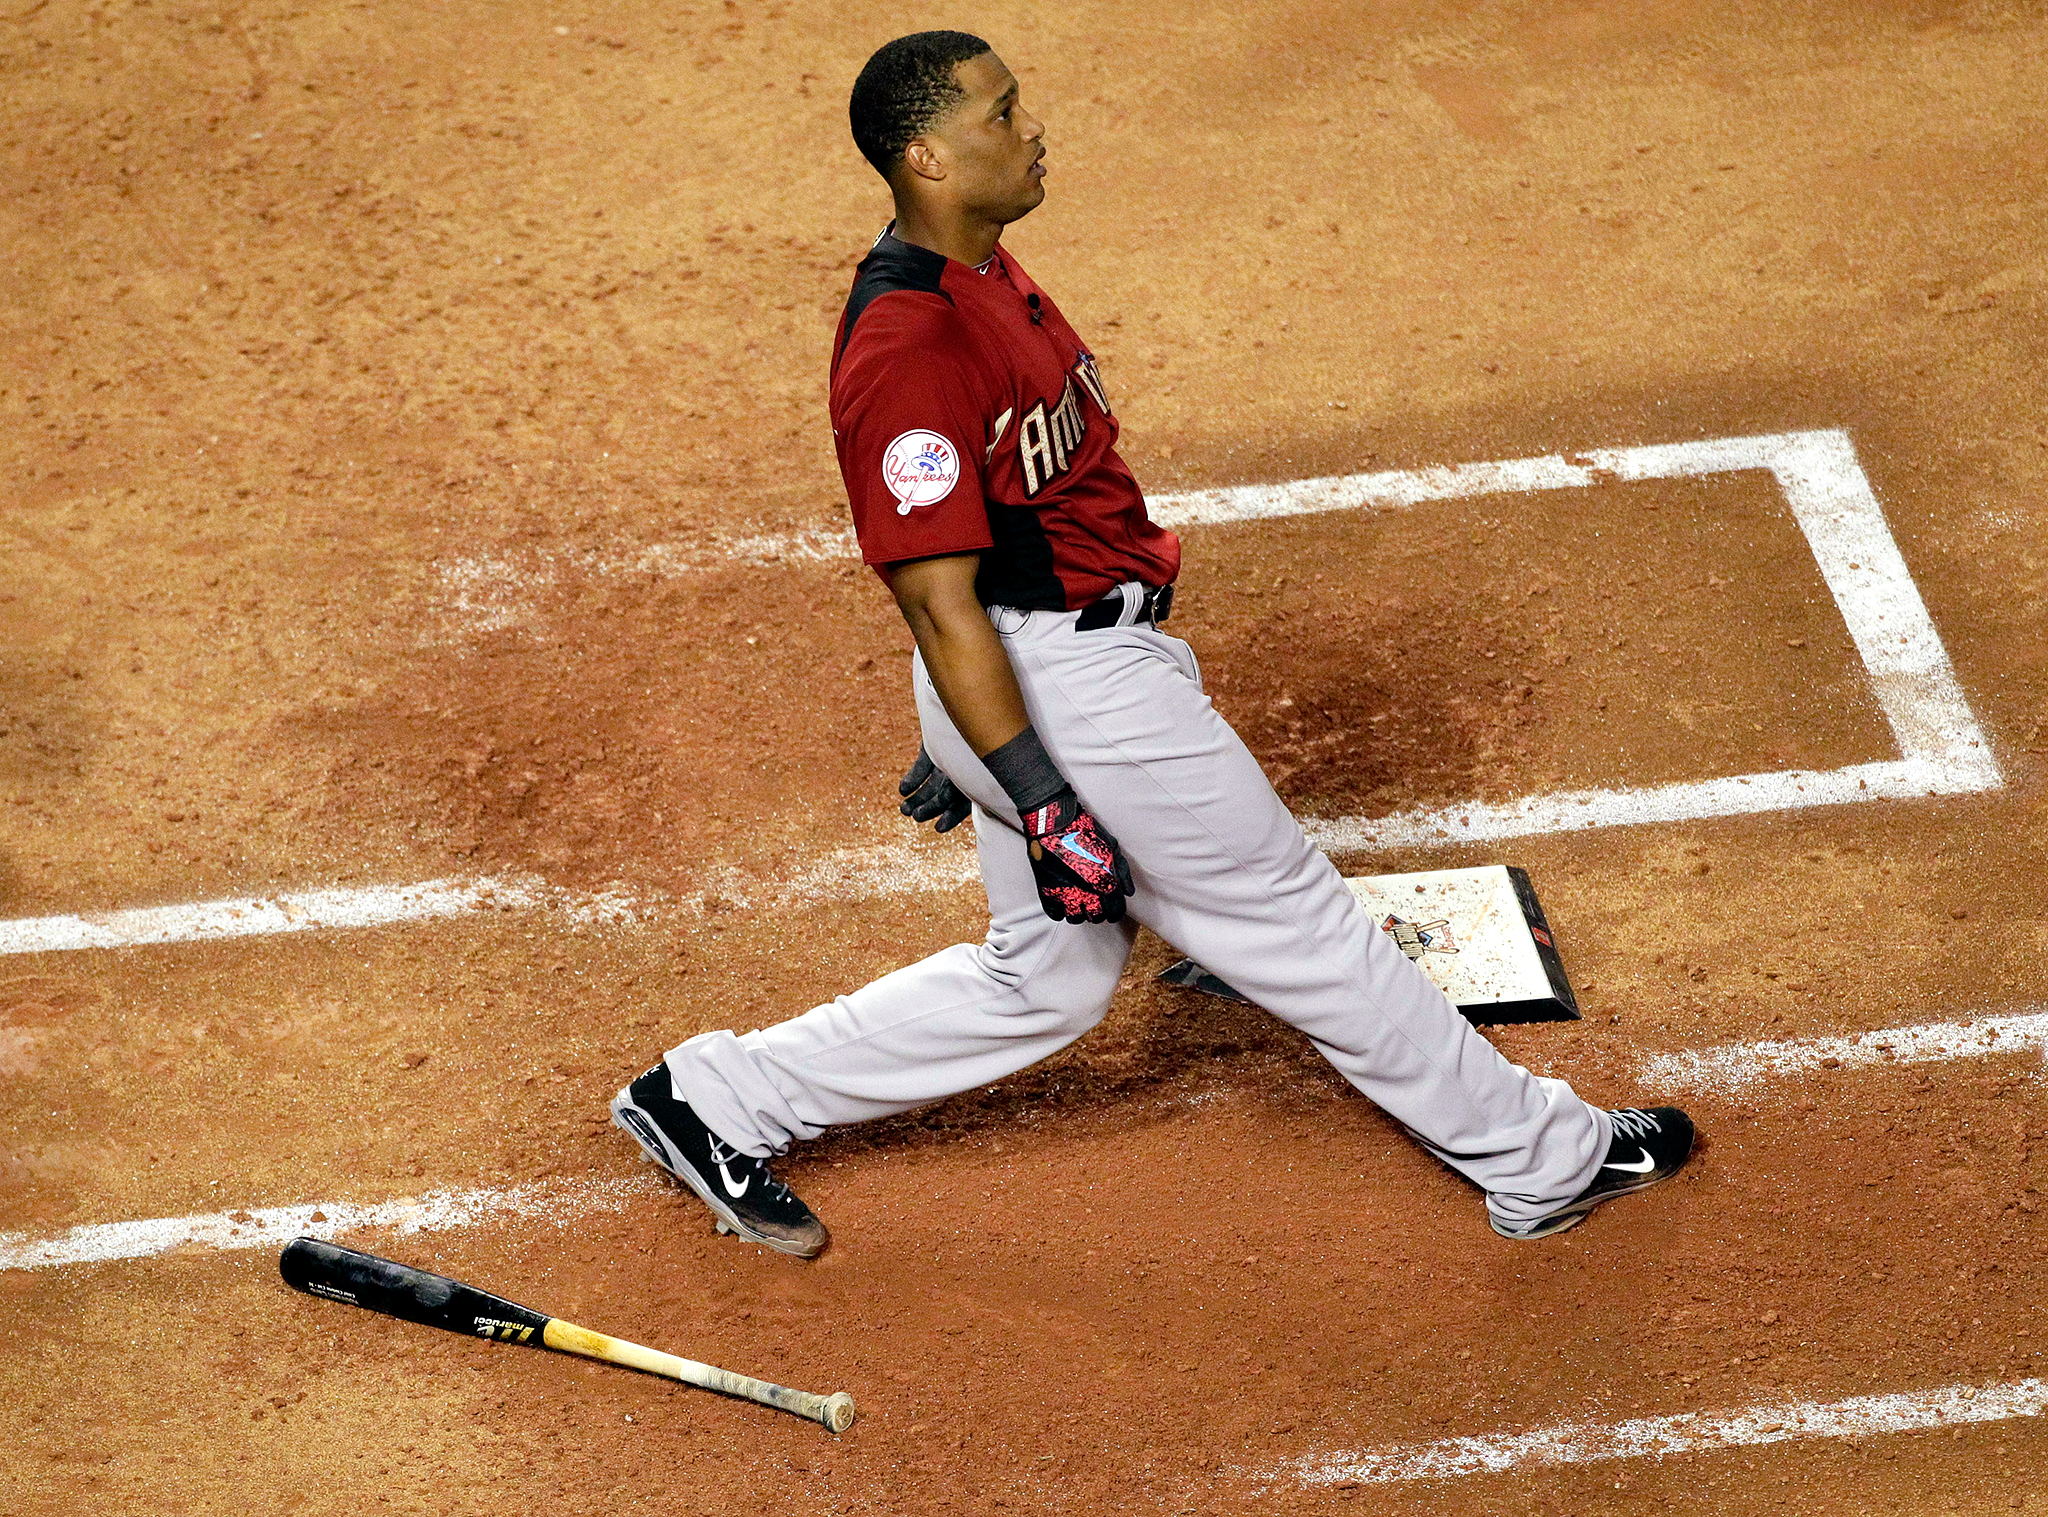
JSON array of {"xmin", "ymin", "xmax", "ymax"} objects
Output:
[{"xmin": 541, "ymin": 1318, "xmax": 856, "ymax": 1433}]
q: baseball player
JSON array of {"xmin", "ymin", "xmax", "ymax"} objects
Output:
[{"xmin": 610, "ymin": 31, "xmax": 1696, "ymax": 1257}]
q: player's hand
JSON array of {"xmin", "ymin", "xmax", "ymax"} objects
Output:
[
  {"xmin": 1021, "ymin": 788, "xmax": 1133, "ymax": 924},
  {"xmin": 898, "ymin": 746, "xmax": 972, "ymax": 833}
]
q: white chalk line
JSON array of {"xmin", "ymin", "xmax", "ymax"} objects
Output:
[
  {"xmin": 1275, "ymin": 1378, "xmax": 2048, "ymax": 1487},
  {"xmin": 702, "ymin": 834, "xmax": 981, "ymax": 912},
  {"xmin": 436, "ymin": 528, "xmax": 857, "ymax": 634},
  {"xmin": 0, "ymin": 832, "xmax": 979, "ymax": 957},
  {"xmin": 0, "ymin": 1176, "xmax": 661, "ymax": 1272},
  {"xmin": 8, "ymin": 1003, "xmax": 2038, "ymax": 1274},
  {"xmin": 1642, "ymin": 1004, "xmax": 2048, "ymax": 1095},
  {"xmin": 1303, "ymin": 758, "xmax": 1975, "ymax": 853},
  {"xmin": 0, "ymin": 873, "xmax": 647, "ymax": 957}
]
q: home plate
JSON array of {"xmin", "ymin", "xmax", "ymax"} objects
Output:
[{"xmin": 1157, "ymin": 864, "xmax": 1580, "ymax": 1025}]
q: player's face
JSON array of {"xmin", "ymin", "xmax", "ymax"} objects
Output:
[{"xmin": 928, "ymin": 53, "xmax": 1046, "ymax": 223}]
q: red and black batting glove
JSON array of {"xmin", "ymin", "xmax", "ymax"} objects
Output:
[{"xmin": 1021, "ymin": 788, "xmax": 1134, "ymax": 924}]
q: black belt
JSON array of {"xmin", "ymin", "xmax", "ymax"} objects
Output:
[{"xmin": 1074, "ymin": 582, "xmax": 1175, "ymax": 632}]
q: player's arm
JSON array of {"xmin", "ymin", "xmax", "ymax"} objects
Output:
[
  {"xmin": 885, "ymin": 553, "xmax": 1029, "ymax": 755},
  {"xmin": 885, "ymin": 553, "xmax": 1134, "ymax": 925},
  {"xmin": 887, "ymin": 552, "xmax": 1021, "ymax": 835}
]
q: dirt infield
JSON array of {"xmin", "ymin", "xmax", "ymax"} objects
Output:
[{"xmin": 5, "ymin": 1, "xmax": 2048, "ymax": 1512}]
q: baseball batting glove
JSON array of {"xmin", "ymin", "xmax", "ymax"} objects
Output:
[
  {"xmin": 1021, "ymin": 788, "xmax": 1134, "ymax": 924},
  {"xmin": 898, "ymin": 746, "xmax": 972, "ymax": 833}
]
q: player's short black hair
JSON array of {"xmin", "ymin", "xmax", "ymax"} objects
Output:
[{"xmin": 848, "ymin": 31, "xmax": 992, "ymax": 178}]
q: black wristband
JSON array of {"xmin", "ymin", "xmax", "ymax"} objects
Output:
[{"xmin": 980, "ymin": 725, "xmax": 1071, "ymax": 814}]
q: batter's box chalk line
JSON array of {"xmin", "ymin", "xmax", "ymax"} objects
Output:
[
  {"xmin": 1154, "ymin": 428, "xmax": 2003, "ymax": 850},
  {"xmin": 432, "ymin": 528, "xmax": 860, "ymax": 637},
  {"xmin": 0, "ymin": 1177, "xmax": 662, "ymax": 1273},
  {"xmin": 1266, "ymin": 1377, "xmax": 2048, "ymax": 1487},
  {"xmin": 1641, "ymin": 1002, "xmax": 2048, "ymax": 1094},
  {"xmin": 0, "ymin": 829, "xmax": 979, "ymax": 957},
  {"xmin": 0, "ymin": 873, "xmax": 647, "ymax": 957}
]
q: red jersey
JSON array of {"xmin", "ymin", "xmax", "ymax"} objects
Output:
[{"xmin": 829, "ymin": 228, "xmax": 1180, "ymax": 611}]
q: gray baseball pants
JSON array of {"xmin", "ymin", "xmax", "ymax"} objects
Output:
[{"xmin": 666, "ymin": 598, "xmax": 1609, "ymax": 1229}]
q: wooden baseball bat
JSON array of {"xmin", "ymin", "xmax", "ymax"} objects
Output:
[{"xmin": 280, "ymin": 1237, "xmax": 855, "ymax": 1433}]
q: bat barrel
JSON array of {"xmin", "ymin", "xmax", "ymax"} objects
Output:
[{"xmin": 281, "ymin": 1237, "xmax": 551, "ymax": 1343}]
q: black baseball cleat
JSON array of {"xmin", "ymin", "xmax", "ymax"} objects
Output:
[
  {"xmin": 609, "ymin": 1063, "xmax": 830, "ymax": 1259},
  {"xmin": 1492, "ymin": 1106, "xmax": 1696, "ymax": 1240}
]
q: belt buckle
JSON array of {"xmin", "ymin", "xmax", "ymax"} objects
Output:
[{"xmin": 1150, "ymin": 583, "xmax": 1175, "ymax": 625}]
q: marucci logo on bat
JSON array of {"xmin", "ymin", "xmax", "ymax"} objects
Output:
[{"xmin": 474, "ymin": 1317, "xmax": 537, "ymax": 1343}]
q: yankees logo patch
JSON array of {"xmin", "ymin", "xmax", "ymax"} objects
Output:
[{"xmin": 882, "ymin": 429, "xmax": 961, "ymax": 514}]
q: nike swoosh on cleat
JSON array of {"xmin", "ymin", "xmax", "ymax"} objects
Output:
[
  {"xmin": 1603, "ymin": 1148, "xmax": 1657, "ymax": 1175},
  {"xmin": 707, "ymin": 1141, "xmax": 751, "ymax": 1198}
]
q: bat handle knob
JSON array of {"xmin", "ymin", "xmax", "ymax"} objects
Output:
[{"xmin": 820, "ymin": 1392, "xmax": 856, "ymax": 1434}]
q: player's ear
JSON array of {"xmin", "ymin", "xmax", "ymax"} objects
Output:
[{"xmin": 900, "ymin": 136, "xmax": 948, "ymax": 184}]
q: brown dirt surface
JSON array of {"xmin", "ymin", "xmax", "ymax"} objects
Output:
[{"xmin": 6, "ymin": 1, "xmax": 2048, "ymax": 1513}]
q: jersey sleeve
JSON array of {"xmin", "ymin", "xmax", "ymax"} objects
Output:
[{"xmin": 831, "ymin": 295, "xmax": 994, "ymax": 567}]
